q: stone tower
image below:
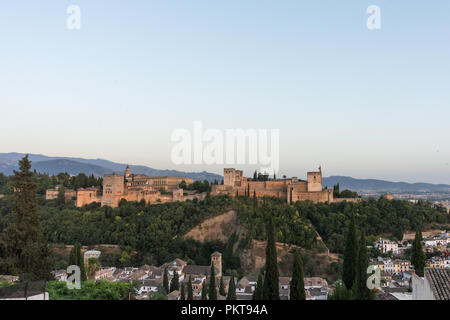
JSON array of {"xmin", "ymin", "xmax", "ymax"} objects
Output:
[
  {"xmin": 211, "ymin": 252, "xmax": 222, "ymax": 278},
  {"xmin": 307, "ymin": 166, "xmax": 323, "ymax": 192},
  {"xmin": 125, "ymin": 165, "xmax": 131, "ymax": 181},
  {"xmin": 101, "ymin": 174, "xmax": 125, "ymax": 208}
]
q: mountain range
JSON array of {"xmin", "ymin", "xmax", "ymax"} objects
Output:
[
  {"xmin": 1, "ymin": 153, "xmax": 449, "ymax": 193},
  {"xmin": 0, "ymin": 153, "xmax": 222, "ymax": 183}
]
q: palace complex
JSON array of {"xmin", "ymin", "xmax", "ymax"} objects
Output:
[
  {"xmin": 46, "ymin": 166, "xmax": 203, "ymax": 208},
  {"xmin": 47, "ymin": 166, "xmax": 355, "ymax": 208},
  {"xmin": 211, "ymin": 166, "xmax": 333, "ymax": 204}
]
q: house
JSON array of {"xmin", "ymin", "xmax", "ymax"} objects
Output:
[
  {"xmin": 95, "ymin": 268, "xmax": 115, "ymax": 281},
  {"xmin": 306, "ymin": 287, "xmax": 328, "ymax": 300},
  {"xmin": 304, "ymin": 277, "xmax": 328, "ymax": 288},
  {"xmin": 375, "ymin": 238, "xmax": 399, "ymax": 255},
  {"xmin": 279, "ymin": 277, "xmax": 291, "ymax": 300},
  {"xmin": 138, "ymin": 279, "xmax": 162, "ymax": 295},
  {"xmin": 412, "ymin": 268, "xmax": 450, "ymax": 300},
  {"xmin": 236, "ymin": 276, "xmax": 258, "ymax": 296}
]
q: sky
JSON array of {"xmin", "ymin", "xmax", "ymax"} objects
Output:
[{"xmin": 0, "ymin": 1, "xmax": 449, "ymax": 183}]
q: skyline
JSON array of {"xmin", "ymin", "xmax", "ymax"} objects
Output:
[
  {"xmin": 2, "ymin": 151, "xmax": 450, "ymax": 187},
  {"xmin": 1, "ymin": 1, "xmax": 449, "ymax": 184}
]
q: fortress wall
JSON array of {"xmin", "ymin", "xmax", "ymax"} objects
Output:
[
  {"xmin": 292, "ymin": 189, "xmax": 332, "ymax": 203},
  {"xmin": 293, "ymin": 181, "xmax": 308, "ymax": 192},
  {"xmin": 76, "ymin": 189, "xmax": 101, "ymax": 207}
]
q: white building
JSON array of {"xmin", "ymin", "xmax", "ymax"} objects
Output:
[{"xmin": 375, "ymin": 238, "xmax": 399, "ymax": 255}]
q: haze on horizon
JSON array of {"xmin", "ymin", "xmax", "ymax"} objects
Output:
[{"xmin": 1, "ymin": 1, "xmax": 449, "ymax": 184}]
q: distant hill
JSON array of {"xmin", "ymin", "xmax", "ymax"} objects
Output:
[
  {"xmin": 0, "ymin": 153, "xmax": 222, "ymax": 182},
  {"xmin": 323, "ymin": 176, "xmax": 450, "ymax": 193}
]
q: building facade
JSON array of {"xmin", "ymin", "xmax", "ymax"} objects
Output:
[{"xmin": 212, "ymin": 167, "xmax": 333, "ymax": 204}]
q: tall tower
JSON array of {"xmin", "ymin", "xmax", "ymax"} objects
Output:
[
  {"xmin": 125, "ymin": 165, "xmax": 131, "ymax": 181},
  {"xmin": 211, "ymin": 252, "xmax": 222, "ymax": 278}
]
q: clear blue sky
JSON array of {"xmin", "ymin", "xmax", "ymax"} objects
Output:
[{"xmin": 1, "ymin": 1, "xmax": 449, "ymax": 183}]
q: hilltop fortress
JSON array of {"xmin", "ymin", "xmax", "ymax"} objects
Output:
[
  {"xmin": 47, "ymin": 166, "xmax": 357, "ymax": 207},
  {"xmin": 211, "ymin": 167, "xmax": 333, "ymax": 204}
]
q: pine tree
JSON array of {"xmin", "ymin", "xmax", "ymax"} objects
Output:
[
  {"xmin": 1, "ymin": 155, "xmax": 52, "ymax": 281},
  {"xmin": 263, "ymin": 214, "xmax": 280, "ymax": 300},
  {"xmin": 226, "ymin": 276, "xmax": 236, "ymax": 300},
  {"xmin": 180, "ymin": 283, "xmax": 185, "ymax": 300},
  {"xmin": 163, "ymin": 267, "xmax": 169, "ymax": 294},
  {"xmin": 290, "ymin": 250, "xmax": 305, "ymax": 300},
  {"xmin": 343, "ymin": 213, "xmax": 358, "ymax": 290},
  {"xmin": 208, "ymin": 264, "xmax": 217, "ymax": 300},
  {"xmin": 201, "ymin": 279, "xmax": 208, "ymax": 300},
  {"xmin": 170, "ymin": 270, "xmax": 179, "ymax": 292},
  {"xmin": 411, "ymin": 230, "xmax": 426, "ymax": 277},
  {"xmin": 219, "ymin": 276, "xmax": 226, "ymax": 296},
  {"xmin": 253, "ymin": 274, "xmax": 263, "ymax": 300},
  {"xmin": 356, "ymin": 230, "xmax": 370, "ymax": 300},
  {"xmin": 187, "ymin": 276, "xmax": 194, "ymax": 300}
]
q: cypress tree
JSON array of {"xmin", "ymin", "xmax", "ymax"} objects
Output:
[
  {"xmin": 208, "ymin": 264, "xmax": 217, "ymax": 300},
  {"xmin": 187, "ymin": 276, "xmax": 194, "ymax": 300},
  {"xmin": 219, "ymin": 276, "xmax": 226, "ymax": 296},
  {"xmin": 69, "ymin": 243, "xmax": 86, "ymax": 281},
  {"xmin": 180, "ymin": 283, "xmax": 185, "ymax": 300},
  {"xmin": 1, "ymin": 155, "xmax": 52, "ymax": 281},
  {"xmin": 356, "ymin": 230, "xmax": 370, "ymax": 300},
  {"xmin": 170, "ymin": 270, "xmax": 179, "ymax": 292},
  {"xmin": 343, "ymin": 213, "xmax": 358, "ymax": 290},
  {"xmin": 226, "ymin": 276, "xmax": 236, "ymax": 300},
  {"xmin": 411, "ymin": 230, "xmax": 425, "ymax": 277},
  {"xmin": 201, "ymin": 279, "xmax": 208, "ymax": 300},
  {"xmin": 57, "ymin": 186, "xmax": 66, "ymax": 205},
  {"xmin": 253, "ymin": 274, "xmax": 263, "ymax": 300},
  {"xmin": 163, "ymin": 267, "xmax": 169, "ymax": 294},
  {"xmin": 247, "ymin": 184, "xmax": 250, "ymax": 199},
  {"xmin": 290, "ymin": 250, "xmax": 306, "ymax": 300},
  {"xmin": 78, "ymin": 244, "xmax": 87, "ymax": 281},
  {"xmin": 263, "ymin": 214, "xmax": 280, "ymax": 300}
]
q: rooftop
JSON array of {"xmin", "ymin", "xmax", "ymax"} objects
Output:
[{"xmin": 425, "ymin": 268, "xmax": 450, "ymax": 300}]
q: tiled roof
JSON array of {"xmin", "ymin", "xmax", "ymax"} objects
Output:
[
  {"xmin": 425, "ymin": 268, "xmax": 450, "ymax": 300},
  {"xmin": 183, "ymin": 265, "xmax": 210, "ymax": 276}
]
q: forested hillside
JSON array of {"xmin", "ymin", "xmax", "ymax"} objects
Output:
[{"xmin": 0, "ymin": 171, "xmax": 448, "ymax": 280}]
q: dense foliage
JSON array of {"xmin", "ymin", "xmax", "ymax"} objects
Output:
[
  {"xmin": 1, "ymin": 167, "xmax": 448, "ymax": 285},
  {"xmin": 46, "ymin": 280, "xmax": 131, "ymax": 300},
  {"xmin": 236, "ymin": 197, "xmax": 319, "ymax": 250},
  {"xmin": 293, "ymin": 198, "xmax": 448, "ymax": 253}
]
